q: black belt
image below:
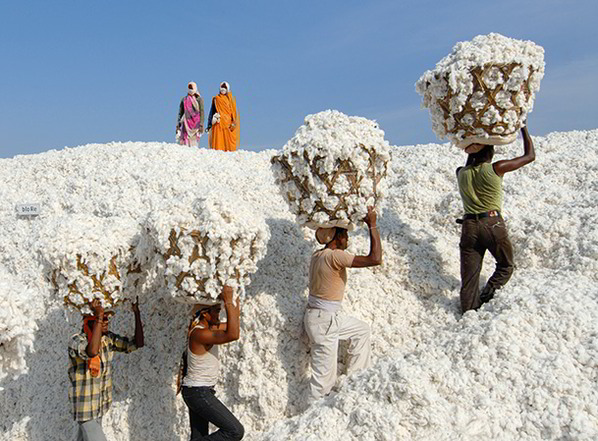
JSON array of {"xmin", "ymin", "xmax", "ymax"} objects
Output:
[{"xmin": 456, "ymin": 210, "xmax": 500, "ymax": 224}]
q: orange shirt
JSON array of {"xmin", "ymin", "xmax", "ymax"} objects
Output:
[{"xmin": 309, "ymin": 249, "xmax": 355, "ymax": 302}]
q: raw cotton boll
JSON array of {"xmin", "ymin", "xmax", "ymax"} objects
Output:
[
  {"xmin": 0, "ymin": 267, "xmax": 39, "ymax": 381},
  {"xmin": 416, "ymin": 33, "xmax": 545, "ymax": 149},
  {"xmin": 38, "ymin": 215, "xmax": 145, "ymax": 314},
  {"xmin": 271, "ymin": 110, "xmax": 392, "ymax": 230},
  {"xmin": 147, "ymin": 194, "xmax": 269, "ymax": 304}
]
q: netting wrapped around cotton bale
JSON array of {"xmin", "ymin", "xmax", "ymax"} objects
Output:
[
  {"xmin": 39, "ymin": 215, "xmax": 147, "ymax": 314},
  {"xmin": 147, "ymin": 195, "xmax": 270, "ymax": 304},
  {"xmin": 271, "ymin": 110, "xmax": 392, "ymax": 230},
  {"xmin": 415, "ymin": 33, "xmax": 545, "ymax": 148}
]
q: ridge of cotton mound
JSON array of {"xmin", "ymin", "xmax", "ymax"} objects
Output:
[
  {"xmin": 261, "ymin": 270, "xmax": 598, "ymax": 441},
  {"xmin": 0, "ymin": 129, "xmax": 597, "ymax": 441}
]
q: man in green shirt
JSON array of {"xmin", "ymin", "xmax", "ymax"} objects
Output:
[{"xmin": 456, "ymin": 123, "xmax": 535, "ymax": 312}]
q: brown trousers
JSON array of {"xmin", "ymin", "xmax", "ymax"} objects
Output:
[{"xmin": 459, "ymin": 216, "xmax": 514, "ymax": 312}]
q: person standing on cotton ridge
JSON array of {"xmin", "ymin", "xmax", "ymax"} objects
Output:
[
  {"xmin": 68, "ymin": 298, "xmax": 144, "ymax": 441},
  {"xmin": 206, "ymin": 81, "xmax": 239, "ymax": 151},
  {"xmin": 177, "ymin": 81, "xmax": 205, "ymax": 147},
  {"xmin": 456, "ymin": 122, "xmax": 535, "ymax": 313},
  {"xmin": 304, "ymin": 206, "xmax": 382, "ymax": 401}
]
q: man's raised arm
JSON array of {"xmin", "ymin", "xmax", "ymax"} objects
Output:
[
  {"xmin": 352, "ymin": 207, "xmax": 382, "ymax": 268},
  {"xmin": 493, "ymin": 122, "xmax": 536, "ymax": 176}
]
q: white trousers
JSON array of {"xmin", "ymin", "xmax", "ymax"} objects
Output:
[{"xmin": 304, "ymin": 308, "xmax": 371, "ymax": 401}]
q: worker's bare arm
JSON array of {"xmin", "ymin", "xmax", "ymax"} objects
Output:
[
  {"xmin": 351, "ymin": 207, "xmax": 382, "ymax": 268},
  {"xmin": 493, "ymin": 124, "xmax": 535, "ymax": 176}
]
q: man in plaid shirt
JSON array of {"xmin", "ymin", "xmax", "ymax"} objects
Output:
[{"xmin": 68, "ymin": 298, "xmax": 144, "ymax": 441}]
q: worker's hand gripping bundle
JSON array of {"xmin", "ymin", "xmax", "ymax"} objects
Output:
[
  {"xmin": 415, "ymin": 33, "xmax": 545, "ymax": 148},
  {"xmin": 39, "ymin": 215, "xmax": 147, "ymax": 314},
  {"xmin": 148, "ymin": 194, "xmax": 270, "ymax": 304},
  {"xmin": 271, "ymin": 110, "xmax": 391, "ymax": 230}
]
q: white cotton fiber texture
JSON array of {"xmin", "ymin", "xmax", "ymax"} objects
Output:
[
  {"xmin": 271, "ymin": 110, "xmax": 392, "ymax": 230},
  {"xmin": 145, "ymin": 194, "xmax": 270, "ymax": 304},
  {"xmin": 37, "ymin": 215, "xmax": 146, "ymax": 314},
  {"xmin": 416, "ymin": 33, "xmax": 545, "ymax": 148},
  {"xmin": 0, "ymin": 128, "xmax": 597, "ymax": 441}
]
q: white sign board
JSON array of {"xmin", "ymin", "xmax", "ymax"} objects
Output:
[{"xmin": 16, "ymin": 203, "xmax": 41, "ymax": 217}]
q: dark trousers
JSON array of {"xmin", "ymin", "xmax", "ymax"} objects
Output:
[
  {"xmin": 459, "ymin": 216, "xmax": 514, "ymax": 312},
  {"xmin": 182, "ymin": 386, "xmax": 244, "ymax": 441}
]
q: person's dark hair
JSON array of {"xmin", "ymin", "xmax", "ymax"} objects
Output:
[
  {"xmin": 333, "ymin": 227, "xmax": 348, "ymax": 242},
  {"xmin": 466, "ymin": 145, "xmax": 494, "ymax": 166}
]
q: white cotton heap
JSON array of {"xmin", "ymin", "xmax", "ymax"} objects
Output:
[
  {"xmin": 146, "ymin": 195, "xmax": 270, "ymax": 304},
  {"xmin": 38, "ymin": 215, "xmax": 147, "ymax": 314},
  {"xmin": 415, "ymin": 33, "xmax": 545, "ymax": 148},
  {"xmin": 271, "ymin": 110, "xmax": 392, "ymax": 230},
  {"xmin": 0, "ymin": 267, "xmax": 39, "ymax": 383},
  {"xmin": 0, "ymin": 131, "xmax": 596, "ymax": 440}
]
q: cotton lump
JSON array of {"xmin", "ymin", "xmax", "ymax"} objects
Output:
[
  {"xmin": 38, "ymin": 215, "xmax": 146, "ymax": 314},
  {"xmin": 416, "ymin": 33, "xmax": 545, "ymax": 148},
  {"xmin": 271, "ymin": 110, "xmax": 392, "ymax": 230},
  {"xmin": 146, "ymin": 195, "xmax": 270, "ymax": 304}
]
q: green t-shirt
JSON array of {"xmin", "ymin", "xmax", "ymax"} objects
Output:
[{"xmin": 458, "ymin": 162, "xmax": 503, "ymax": 214}]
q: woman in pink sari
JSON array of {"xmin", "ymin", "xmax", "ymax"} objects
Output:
[{"xmin": 176, "ymin": 82, "xmax": 204, "ymax": 147}]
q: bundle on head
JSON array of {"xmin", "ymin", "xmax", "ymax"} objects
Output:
[
  {"xmin": 415, "ymin": 33, "xmax": 545, "ymax": 149},
  {"xmin": 147, "ymin": 193, "xmax": 270, "ymax": 304},
  {"xmin": 39, "ymin": 215, "xmax": 147, "ymax": 314},
  {"xmin": 271, "ymin": 110, "xmax": 392, "ymax": 231}
]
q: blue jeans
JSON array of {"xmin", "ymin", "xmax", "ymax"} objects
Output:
[{"xmin": 182, "ymin": 386, "xmax": 244, "ymax": 441}]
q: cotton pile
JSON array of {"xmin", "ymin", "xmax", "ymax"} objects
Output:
[
  {"xmin": 271, "ymin": 110, "xmax": 392, "ymax": 230},
  {"xmin": 0, "ymin": 267, "xmax": 41, "ymax": 383},
  {"xmin": 0, "ymin": 128, "xmax": 597, "ymax": 441},
  {"xmin": 146, "ymin": 194, "xmax": 270, "ymax": 304},
  {"xmin": 416, "ymin": 33, "xmax": 545, "ymax": 148}
]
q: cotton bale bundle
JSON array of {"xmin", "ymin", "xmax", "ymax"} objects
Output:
[
  {"xmin": 416, "ymin": 33, "xmax": 545, "ymax": 149},
  {"xmin": 39, "ymin": 215, "xmax": 146, "ymax": 314},
  {"xmin": 148, "ymin": 195, "xmax": 270, "ymax": 304},
  {"xmin": 271, "ymin": 110, "xmax": 391, "ymax": 231}
]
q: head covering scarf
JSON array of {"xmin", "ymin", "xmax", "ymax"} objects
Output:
[
  {"xmin": 188, "ymin": 81, "xmax": 198, "ymax": 95},
  {"xmin": 220, "ymin": 81, "xmax": 230, "ymax": 93}
]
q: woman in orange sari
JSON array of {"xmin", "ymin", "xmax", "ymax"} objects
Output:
[{"xmin": 207, "ymin": 82, "xmax": 240, "ymax": 151}]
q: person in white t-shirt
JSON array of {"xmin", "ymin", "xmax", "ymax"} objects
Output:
[
  {"xmin": 178, "ymin": 286, "xmax": 244, "ymax": 440},
  {"xmin": 304, "ymin": 207, "xmax": 382, "ymax": 401}
]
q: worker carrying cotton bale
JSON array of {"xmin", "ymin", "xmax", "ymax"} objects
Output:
[
  {"xmin": 39, "ymin": 215, "xmax": 147, "ymax": 314},
  {"xmin": 416, "ymin": 33, "xmax": 544, "ymax": 150},
  {"xmin": 271, "ymin": 110, "xmax": 392, "ymax": 231},
  {"xmin": 147, "ymin": 193, "xmax": 270, "ymax": 305}
]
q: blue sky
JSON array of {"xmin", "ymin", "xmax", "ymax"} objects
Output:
[{"xmin": 1, "ymin": 0, "xmax": 597, "ymax": 158}]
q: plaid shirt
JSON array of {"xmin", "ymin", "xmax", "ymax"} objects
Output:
[{"xmin": 68, "ymin": 331, "xmax": 137, "ymax": 421}]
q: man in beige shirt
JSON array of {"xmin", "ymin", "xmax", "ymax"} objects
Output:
[{"xmin": 304, "ymin": 207, "xmax": 382, "ymax": 401}]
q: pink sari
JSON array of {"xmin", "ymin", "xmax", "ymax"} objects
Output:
[{"xmin": 180, "ymin": 95, "xmax": 202, "ymax": 146}]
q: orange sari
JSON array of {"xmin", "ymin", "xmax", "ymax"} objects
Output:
[{"xmin": 209, "ymin": 94, "xmax": 240, "ymax": 151}]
